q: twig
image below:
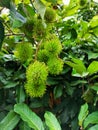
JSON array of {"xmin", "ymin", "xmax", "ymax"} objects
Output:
[
  {"xmin": 5, "ymin": 33, "xmax": 25, "ymax": 36},
  {"xmin": 29, "ymin": 0, "xmax": 35, "ymax": 11}
]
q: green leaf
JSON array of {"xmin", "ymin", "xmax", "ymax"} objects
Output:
[
  {"xmin": 14, "ymin": 103, "xmax": 44, "ymax": 130},
  {"xmin": 44, "ymin": 111, "xmax": 61, "ymax": 130},
  {"xmin": 78, "ymin": 103, "xmax": 88, "ymax": 127},
  {"xmin": 10, "ymin": 3, "xmax": 26, "ymax": 25},
  {"xmin": 0, "ymin": 110, "xmax": 20, "ymax": 130},
  {"xmin": 16, "ymin": 86, "xmax": 26, "ymax": 103},
  {"xmin": 90, "ymin": 83, "xmax": 98, "ymax": 91},
  {"xmin": 4, "ymin": 82, "xmax": 19, "ymax": 89},
  {"xmin": 54, "ymin": 86, "xmax": 63, "ymax": 99},
  {"xmin": 62, "ymin": 0, "xmax": 80, "ymax": 17},
  {"xmin": 89, "ymin": 15, "xmax": 98, "ymax": 28},
  {"xmin": 87, "ymin": 51, "xmax": 98, "ymax": 60},
  {"xmin": 93, "ymin": 27, "xmax": 98, "ymax": 37},
  {"xmin": 88, "ymin": 124, "xmax": 98, "ymax": 130},
  {"xmin": 87, "ymin": 61, "xmax": 98, "ymax": 75},
  {"xmin": 65, "ymin": 58, "xmax": 86, "ymax": 75},
  {"xmin": 72, "ymin": 68, "xmax": 88, "ymax": 77},
  {"xmin": 34, "ymin": 0, "xmax": 46, "ymax": 20},
  {"xmin": 0, "ymin": 21, "xmax": 4, "ymax": 50},
  {"xmin": 19, "ymin": 121, "xmax": 31, "ymax": 130},
  {"xmin": 84, "ymin": 111, "xmax": 98, "ymax": 129}
]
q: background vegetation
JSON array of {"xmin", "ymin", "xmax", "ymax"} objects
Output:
[{"xmin": 0, "ymin": 0, "xmax": 98, "ymax": 130}]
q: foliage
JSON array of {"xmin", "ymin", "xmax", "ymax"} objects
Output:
[{"xmin": 0, "ymin": 0, "xmax": 98, "ymax": 130}]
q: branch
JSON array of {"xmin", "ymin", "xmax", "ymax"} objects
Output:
[
  {"xmin": 5, "ymin": 33, "xmax": 25, "ymax": 36},
  {"xmin": 29, "ymin": 0, "xmax": 35, "ymax": 11}
]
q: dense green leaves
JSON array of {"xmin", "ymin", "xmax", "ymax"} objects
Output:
[
  {"xmin": 0, "ymin": 111, "xmax": 20, "ymax": 130},
  {"xmin": 14, "ymin": 103, "xmax": 44, "ymax": 130},
  {"xmin": 44, "ymin": 111, "xmax": 61, "ymax": 130}
]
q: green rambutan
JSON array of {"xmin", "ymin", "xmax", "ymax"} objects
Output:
[
  {"xmin": 44, "ymin": 37, "xmax": 62, "ymax": 57},
  {"xmin": 44, "ymin": 7, "xmax": 56, "ymax": 22},
  {"xmin": 14, "ymin": 42, "xmax": 33, "ymax": 63},
  {"xmin": 25, "ymin": 61, "xmax": 48, "ymax": 97},
  {"xmin": 47, "ymin": 57, "xmax": 64, "ymax": 75},
  {"xmin": 33, "ymin": 19, "xmax": 47, "ymax": 39},
  {"xmin": 37, "ymin": 49, "xmax": 49, "ymax": 62},
  {"xmin": 25, "ymin": 82, "xmax": 46, "ymax": 97}
]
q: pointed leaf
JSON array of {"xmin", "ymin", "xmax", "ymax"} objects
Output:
[
  {"xmin": 14, "ymin": 103, "xmax": 44, "ymax": 130},
  {"xmin": 78, "ymin": 103, "xmax": 88, "ymax": 127},
  {"xmin": 44, "ymin": 111, "xmax": 61, "ymax": 130},
  {"xmin": 0, "ymin": 110, "xmax": 20, "ymax": 130},
  {"xmin": 84, "ymin": 111, "xmax": 98, "ymax": 129},
  {"xmin": 87, "ymin": 61, "xmax": 98, "ymax": 75}
]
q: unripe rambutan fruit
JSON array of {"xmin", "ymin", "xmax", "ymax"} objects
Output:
[
  {"xmin": 47, "ymin": 57, "xmax": 64, "ymax": 75},
  {"xmin": 14, "ymin": 42, "xmax": 33, "ymax": 63},
  {"xmin": 33, "ymin": 19, "xmax": 47, "ymax": 39},
  {"xmin": 44, "ymin": 37, "xmax": 62, "ymax": 57},
  {"xmin": 44, "ymin": 7, "xmax": 56, "ymax": 22},
  {"xmin": 37, "ymin": 49, "xmax": 49, "ymax": 62},
  {"xmin": 22, "ymin": 19, "xmax": 34, "ymax": 32},
  {"xmin": 25, "ymin": 82, "xmax": 46, "ymax": 97},
  {"xmin": 25, "ymin": 61, "xmax": 48, "ymax": 97}
]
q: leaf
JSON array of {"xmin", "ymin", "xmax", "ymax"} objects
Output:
[
  {"xmin": 93, "ymin": 26, "xmax": 98, "ymax": 36},
  {"xmin": 65, "ymin": 58, "xmax": 86, "ymax": 75},
  {"xmin": 72, "ymin": 68, "xmax": 88, "ymax": 77},
  {"xmin": 44, "ymin": 111, "xmax": 61, "ymax": 130},
  {"xmin": 54, "ymin": 86, "xmax": 63, "ymax": 99},
  {"xmin": 90, "ymin": 83, "xmax": 98, "ymax": 91},
  {"xmin": 87, "ymin": 51, "xmax": 98, "ymax": 60},
  {"xmin": 16, "ymin": 86, "xmax": 26, "ymax": 103},
  {"xmin": 84, "ymin": 111, "xmax": 98, "ymax": 129},
  {"xmin": 14, "ymin": 103, "xmax": 44, "ymax": 130},
  {"xmin": 88, "ymin": 124, "xmax": 98, "ymax": 130},
  {"xmin": 78, "ymin": 103, "xmax": 88, "ymax": 127},
  {"xmin": 4, "ymin": 82, "xmax": 19, "ymax": 89},
  {"xmin": 34, "ymin": 0, "xmax": 46, "ymax": 20},
  {"xmin": 89, "ymin": 15, "xmax": 98, "ymax": 28},
  {"xmin": 0, "ymin": 110, "xmax": 20, "ymax": 130},
  {"xmin": 87, "ymin": 61, "xmax": 98, "ymax": 75},
  {"xmin": 0, "ymin": 21, "xmax": 5, "ymax": 50},
  {"xmin": 62, "ymin": 0, "xmax": 80, "ymax": 17},
  {"xmin": 19, "ymin": 121, "xmax": 31, "ymax": 130},
  {"xmin": 10, "ymin": 2, "xmax": 26, "ymax": 26}
]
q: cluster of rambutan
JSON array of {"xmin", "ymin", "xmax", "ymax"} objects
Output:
[
  {"xmin": 14, "ymin": 35, "xmax": 64, "ymax": 97},
  {"xmin": 37, "ymin": 35, "xmax": 64, "ymax": 75},
  {"xmin": 13, "ymin": 7, "xmax": 63, "ymax": 98}
]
